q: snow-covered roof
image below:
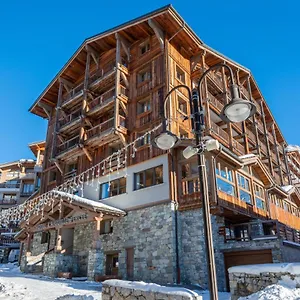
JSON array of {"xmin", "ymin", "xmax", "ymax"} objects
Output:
[
  {"xmin": 285, "ymin": 145, "xmax": 300, "ymax": 153},
  {"xmin": 55, "ymin": 191, "xmax": 126, "ymax": 216},
  {"xmin": 281, "ymin": 185, "xmax": 295, "ymax": 194},
  {"xmin": 228, "ymin": 263, "xmax": 300, "ymax": 275},
  {"xmin": 239, "ymin": 154, "xmax": 257, "ymax": 160}
]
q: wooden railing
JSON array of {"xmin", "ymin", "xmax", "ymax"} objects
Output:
[
  {"xmin": 89, "ymin": 88, "xmax": 115, "ymax": 111},
  {"xmin": 267, "ymin": 131, "xmax": 274, "ymax": 144},
  {"xmin": 88, "ymin": 63, "xmax": 116, "ymax": 87},
  {"xmin": 0, "ymin": 183, "xmax": 20, "ymax": 188},
  {"xmin": 260, "ymin": 142, "xmax": 268, "ymax": 155},
  {"xmin": 62, "ymin": 82, "xmax": 84, "ymax": 104},
  {"xmin": 86, "ymin": 118, "xmax": 115, "ymax": 140},
  {"xmin": 210, "ymin": 121, "xmax": 229, "ymax": 143},
  {"xmin": 246, "ymin": 129, "xmax": 256, "ymax": 143},
  {"xmin": 239, "ymin": 85, "xmax": 250, "ymax": 99},
  {"xmin": 273, "ymin": 172, "xmax": 282, "ymax": 184},
  {"xmin": 56, "ymin": 135, "xmax": 80, "ymax": 155},
  {"xmin": 269, "ymin": 202, "xmax": 300, "ymax": 230},
  {"xmin": 64, "ymin": 169, "xmax": 77, "ymax": 181},
  {"xmin": 232, "ymin": 140, "xmax": 245, "ymax": 155},
  {"xmin": 256, "ymin": 118, "xmax": 264, "ymax": 132},
  {"xmin": 207, "ymin": 92, "xmax": 224, "ymax": 111},
  {"xmin": 58, "ymin": 109, "xmax": 81, "ymax": 129},
  {"xmin": 136, "ymin": 112, "xmax": 152, "ymax": 127}
]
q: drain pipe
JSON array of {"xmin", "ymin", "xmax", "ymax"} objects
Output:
[{"xmin": 170, "ymin": 149, "xmax": 180, "ymax": 284}]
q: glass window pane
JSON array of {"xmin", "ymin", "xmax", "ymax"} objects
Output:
[
  {"xmin": 239, "ymin": 189, "xmax": 251, "ymax": 204},
  {"xmin": 101, "ymin": 182, "xmax": 110, "ymax": 199},
  {"xmin": 255, "ymin": 197, "xmax": 265, "ymax": 210},
  {"xmin": 145, "ymin": 169, "xmax": 153, "ymax": 187},
  {"xmin": 217, "ymin": 178, "xmax": 235, "ymax": 196},
  {"xmin": 135, "ymin": 172, "xmax": 144, "ymax": 190}
]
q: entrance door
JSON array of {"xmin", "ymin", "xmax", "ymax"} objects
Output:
[
  {"xmin": 126, "ymin": 248, "xmax": 134, "ymax": 280},
  {"xmin": 224, "ymin": 249, "xmax": 273, "ymax": 291},
  {"xmin": 106, "ymin": 253, "xmax": 119, "ymax": 276}
]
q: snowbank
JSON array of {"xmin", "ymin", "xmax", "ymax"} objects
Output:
[
  {"xmin": 238, "ymin": 284, "xmax": 300, "ymax": 300},
  {"xmin": 228, "ymin": 263, "xmax": 300, "ymax": 275},
  {"xmin": 103, "ymin": 279, "xmax": 200, "ymax": 298}
]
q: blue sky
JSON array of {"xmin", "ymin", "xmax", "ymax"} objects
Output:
[{"xmin": 0, "ymin": 0, "xmax": 299, "ymax": 162}]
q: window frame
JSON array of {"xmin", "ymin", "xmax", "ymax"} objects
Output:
[
  {"xmin": 134, "ymin": 165, "xmax": 163, "ymax": 191},
  {"xmin": 253, "ymin": 183, "xmax": 266, "ymax": 210},
  {"xmin": 237, "ymin": 173, "xmax": 252, "ymax": 204},
  {"xmin": 100, "ymin": 177, "xmax": 126, "ymax": 200},
  {"xmin": 137, "ymin": 98, "xmax": 151, "ymax": 115},
  {"xmin": 137, "ymin": 68, "xmax": 151, "ymax": 85},
  {"xmin": 175, "ymin": 65, "xmax": 186, "ymax": 84},
  {"xmin": 215, "ymin": 161, "xmax": 236, "ymax": 197},
  {"xmin": 139, "ymin": 41, "xmax": 150, "ymax": 56}
]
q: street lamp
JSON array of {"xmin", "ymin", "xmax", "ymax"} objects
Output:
[{"xmin": 152, "ymin": 63, "xmax": 256, "ymax": 300}]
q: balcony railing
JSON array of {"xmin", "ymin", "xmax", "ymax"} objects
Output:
[
  {"xmin": 207, "ymin": 92, "xmax": 224, "ymax": 111},
  {"xmin": 210, "ymin": 121, "xmax": 229, "ymax": 143},
  {"xmin": 246, "ymin": 129, "xmax": 256, "ymax": 143},
  {"xmin": 56, "ymin": 135, "xmax": 80, "ymax": 156},
  {"xmin": 260, "ymin": 142, "xmax": 268, "ymax": 155},
  {"xmin": 0, "ymin": 199, "xmax": 17, "ymax": 205},
  {"xmin": 64, "ymin": 169, "xmax": 77, "ymax": 181},
  {"xmin": 89, "ymin": 63, "xmax": 117, "ymax": 88},
  {"xmin": 88, "ymin": 88, "xmax": 115, "ymax": 112},
  {"xmin": 232, "ymin": 140, "xmax": 245, "ymax": 155},
  {"xmin": 256, "ymin": 118, "xmax": 264, "ymax": 132},
  {"xmin": 0, "ymin": 183, "xmax": 20, "ymax": 189},
  {"xmin": 267, "ymin": 131, "xmax": 274, "ymax": 144},
  {"xmin": 58, "ymin": 109, "xmax": 81, "ymax": 129},
  {"xmin": 62, "ymin": 82, "xmax": 84, "ymax": 105},
  {"xmin": 86, "ymin": 118, "xmax": 115, "ymax": 140}
]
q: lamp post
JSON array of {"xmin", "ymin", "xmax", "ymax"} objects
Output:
[{"xmin": 152, "ymin": 63, "xmax": 256, "ymax": 300}]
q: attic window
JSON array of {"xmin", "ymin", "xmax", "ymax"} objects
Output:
[{"xmin": 139, "ymin": 42, "xmax": 150, "ymax": 55}]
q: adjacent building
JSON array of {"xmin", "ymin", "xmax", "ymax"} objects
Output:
[{"xmin": 13, "ymin": 5, "xmax": 300, "ymax": 292}]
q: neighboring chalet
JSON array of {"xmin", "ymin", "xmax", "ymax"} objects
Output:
[
  {"xmin": 16, "ymin": 5, "xmax": 300, "ymax": 291},
  {"xmin": 0, "ymin": 141, "xmax": 45, "ymax": 262}
]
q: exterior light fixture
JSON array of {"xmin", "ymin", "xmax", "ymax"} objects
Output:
[
  {"xmin": 183, "ymin": 146, "xmax": 199, "ymax": 159},
  {"xmin": 220, "ymin": 84, "xmax": 256, "ymax": 123},
  {"xmin": 152, "ymin": 130, "xmax": 179, "ymax": 150}
]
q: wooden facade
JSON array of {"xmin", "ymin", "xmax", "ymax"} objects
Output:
[{"xmin": 30, "ymin": 5, "xmax": 300, "ymax": 238}]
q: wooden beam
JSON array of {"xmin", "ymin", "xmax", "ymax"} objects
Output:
[
  {"xmin": 82, "ymin": 147, "xmax": 93, "ymax": 162},
  {"xmin": 120, "ymin": 72, "xmax": 129, "ymax": 88},
  {"xmin": 37, "ymin": 102, "xmax": 52, "ymax": 119},
  {"xmin": 59, "ymin": 77, "xmax": 74, "ymax": 93},
  {"xmin": 54, "ymin": 160, "xmax": 63, "ymax": 174},
  {"xmin": 120, "ymin": 101, "xmax": 128, "ymax": 116},
  {"xmin": 148, "ymin": 19, "xmax": 164, "ymax": 50},
  {"xmin": 116, "ymin": 33, "xmax": 131, "ymax": 62},
  {"xmin": 86, "ymin": 44, "xmax": 99, "ymax": 67},
  {"xmin": 191, "ymin": 52, "xmax": 202, "ymax": 72}
]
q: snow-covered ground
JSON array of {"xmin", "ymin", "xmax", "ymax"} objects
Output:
[{"xmin": 0, "ymin": 264, "xmax": 101, "ymax": 300}]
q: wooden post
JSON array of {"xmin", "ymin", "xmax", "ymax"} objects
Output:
[
  {"xmin": 221, "ymin": 63, "xmax": 233, "ymax": 150},
  {"xmin": 55, "ymin": 203, "xmax": 64, "ymax": 252},
  {"xmin": 260, "ymin": 101, "xmax": 273, "ymax": 174},
  {"xmin": 283, "ymin": 144, "xmax": 292, "ymax": 185},
  {"xmin": 247, "ymin": 77, "xmax": 260, "ymax": 157},
  {"xmin": 271, "ymin": 124, "xmax": 283, "ymax": 185},
  {"xmin": 114, "ymin": 33, "xmax": 121, "ymax": 129},
  {"xmin": 26, "ymin": 232, "xmax": 33, "ymax": 253},
  {"xmin": 51, "ymin": 80, "xmax": 64, "ymax": 159}
]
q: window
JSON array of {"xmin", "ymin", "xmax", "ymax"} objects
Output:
[
  {"xmin": 2, "ymin": 194, "xmax": 17, "ymax": 203},
  {"xmin": 237, "ymin": 173, "xmax": 252, "ymax": 204},
  {"xmin": 100, "ymin": 177, "xmax": 126, "ymax": 199},
  {"xmin": 41, "ymin": 232, "xmax": 50, "ymax": 244},
  {"xmin": 137, "ymin": 69, "xmax": 151, "ymax": 84},
  {"xmin": 137, "ymin": 98, "xmax": 151, "ymax": 115},
  {"xmin": 176, "ymin": 65, "xmax": 185, "ymax": 84},
  {"xmin": 137, "ymin": 133, "xmax": 151, "ymax": 147},
  {"xmin": 134, "ymin": 165, "xmax": 163, "ymax": 190},
  {"xmin": 100, "ymin": 219, "xmax": 113, "ymax": 234},
  {"xmin": 139, "ymin": 42, "xmax": 150, "ymax": 55},
  {"xmin": 49, "ymin": 171, "xmax": 57, "ymax": 183},
  {"xmin": 254, "ymin": 184, "xmax": 265, "ymax": 210},
  {"xmin": 25, "ymin": 168, "xmax": 34, "ymax": 174},
  {"xmin": 22, "ymin": 183, "xmax": 35, "ymax": 195},
  {"xmin": 178, "ymin": 95, "xmax": 188, "ymax": 115},
  {"xmin": 7, "ymin": 171, "xmax": 20, "ymax": 178},
  {"xmin": 215, "ymin": 162, "xmax": 235, "ymax": 196},
  {"xmin": 106, "ymin": 253, "xmax": 119, "ymax": 276}
]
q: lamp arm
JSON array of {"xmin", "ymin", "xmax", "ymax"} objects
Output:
[{"xmin": 163, "ymin": 84, "xmax": 192, "ymax": 130}]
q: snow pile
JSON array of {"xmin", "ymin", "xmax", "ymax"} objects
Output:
[
  {"xmin": 228, "ymin": 263, "xmax": 300, "ymax": 275},
  {"xmin": 238, "ymin": 284, "xmax": 300, "ymax": 300},
  {"xmin": 103, "ymin": 279, "xmax": 200, "ymax": 298},
  {"xmin": 56, "ymin": 295, "xmax": 94, "ymax": 300}
]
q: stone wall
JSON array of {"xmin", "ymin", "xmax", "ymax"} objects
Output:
[
  {"xmin": 73, "ymin": 222, "xmax": 95, "ymax": 276},
  {"xmin": 43, "ymin": 253, "xmax": 79, "ymax": 277},
  {"xmin": 88, "ymin": 203, "xmax": 176, "ymax": 284},
  {"xmin": 229, "ymin": 266, "xmax": 300, "ymax": 300},
  {"xmin": 30, "ymin": 230, "xmax": 56, "ymax": 256},
  {"xmin": 102, "ymin": 280, "xmax": 202, "ymax": 300}
]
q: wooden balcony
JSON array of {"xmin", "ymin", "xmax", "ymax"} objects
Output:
[
  {"xmin": 87, "ymin": 85, "xmax": 128, "ymax": 117},
  {"xmin": 61, "ymin": 83, "xmax": 84, "ymax": 108},
  {"xmin": 269, "ymin": 202, "xmax": 300, "ymax": 230},
  {"xmin": 207, "ymin": 92, "xmax": 224, "ymax": 112},
  {"xmin": 273, "ymin": 171, "xmax": 282, "ymax": 185},
  {"xmin": 217, "ymin": 190, "xmax": 268, "ymax": 219},
  {"xmin": 246, "ymin": 129, "xmax": 256, "ymax": 144},
  {"xmin": 232, "ymin": 139, "xmax": 245, "ymax": 155},
  {"xmin": 256, "ymin": 118, "xmax": 264, "ymax": 133},
  {"xmin": 58, "ymin": 109, "xmax": 81, "ymax": 132},
  {"xmin": 209, "ymin": 121, "xmax": 230, "ymax": 146},
  {"xmin": 232, "ymin": 121, "xmax": 243, "ymax": 133},
  {"xmin": 135, "ymin": 111, "xmax": 153, "ymax": 128},
  {"xmin": 85, "ymin": 116, "xmax": 127, "ymax": 147},
  {"xmin": 56, "ymin": 135, "xmax": 80, "ymax": 159},
  {"xmin": 260, "ymin": 142, "xmax": 268, "ymax": 156},
  {"xmin": 267, "ymin": 131, "xmax": 274, "ymax": 144}
]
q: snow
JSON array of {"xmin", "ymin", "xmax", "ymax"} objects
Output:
[
  {"xmin": 55, "ymin": 191, "xmax": 125, "ymax": 215},
  {"xmin": 280, "ymin": 185, "xmax": 294, "ymax": 193},
  {"xmin": 239, "ymin": 154, "xmax": 257, "ymax": 159},
  {"xmin": 0, "ymin": 263, "xmax": 101, "ymax": 300},
  {"xmin": 238, "ymin": 284, "xmax": 300, "ymax": 300},
  {"xmin": 103, "ymin": 279, "xmax": 200, "ymax": 298},
  {"xmin": 285, "ymin": 145, "xmax": 300, "ymax": 153},
  {"xmin": 228, "ymin": 263, "xmax": 300, "ymax": 275}
]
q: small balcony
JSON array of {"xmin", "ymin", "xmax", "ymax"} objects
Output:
[
  {"xmin": 209, "ymin": 121, "xmax": 230, "ymax": 146},
  {"xmin": 260, "ymin": 142, "xmax": 268, "ymax": 156},
  {"xmin": 232, "ymin": 139, "xmax": 245, "ymax": 155},
  {"xmin": 56, "ymin": 135, "xmax": 80, "ymax": 159},
  {"xmin": 207, "ymin": 92, "xmax": 224, "ymax": 112},
  {"xmin": 61, "ymin": 83, "xmax": 84, "ymax": 108},
  {"xmin": 246, "ymin": 129, "xmax": 256, "ymax": 144},
  {"xmin": 58, "ymin": 109, "xmax": 82, "ymax": 132}
]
